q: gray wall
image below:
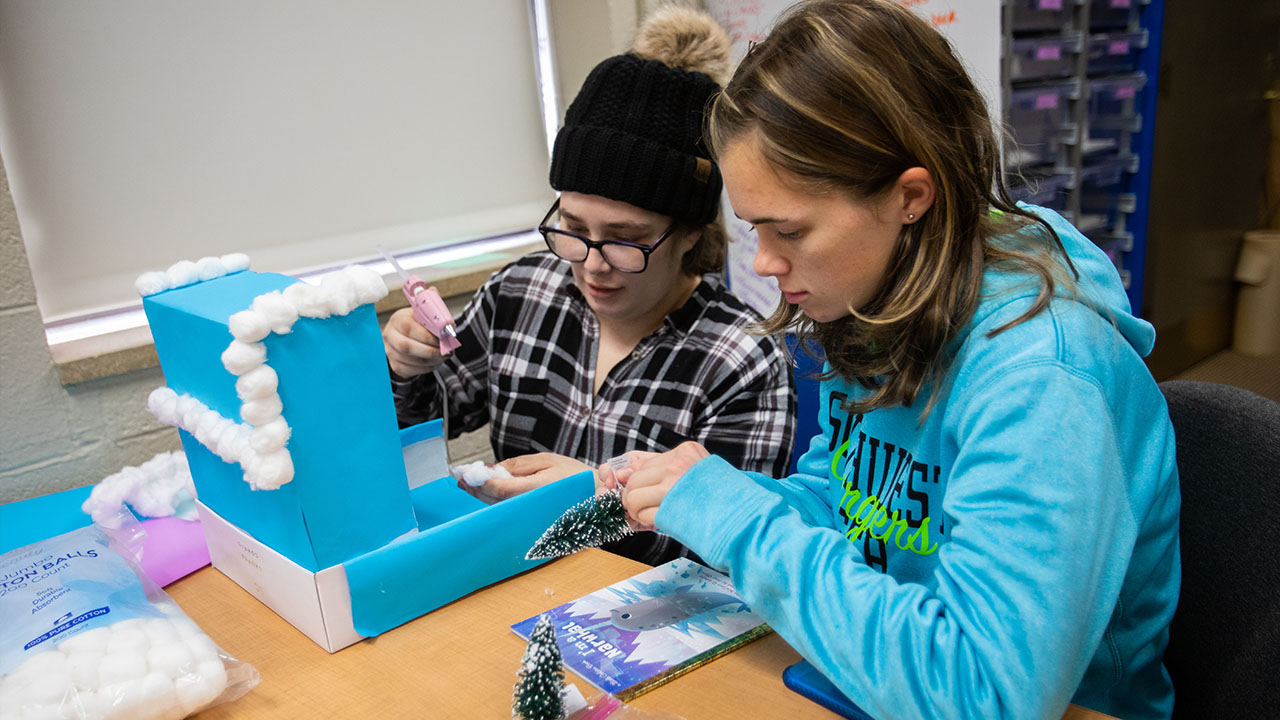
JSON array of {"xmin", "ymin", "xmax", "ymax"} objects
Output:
[
  {"xmin": 0, "ymin": 154, "xmax": 180, "ymax": 505},
  {"xmin": 0, "ymin": 2, "xmax": 673, "ymax": 505}
]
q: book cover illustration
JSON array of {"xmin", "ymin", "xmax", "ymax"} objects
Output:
[{"xmin": 511, "ymin": 558, "xmax": 771, "ymax": 700}]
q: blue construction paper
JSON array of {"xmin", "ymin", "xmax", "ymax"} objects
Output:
[
  {"xmin": 344, "ymin": 470, "xmax": 595, "ymax": 637},
  {"xmin": 0, "ymin": 486, "xmax": 93, "ymax": 555},
  {"xmin": 409, "ymin": 475, "xmax": 486, "ymax": 529},
  {"xmin": 143, "ymin": 271, "xmax": 416, "ymax": 571}
]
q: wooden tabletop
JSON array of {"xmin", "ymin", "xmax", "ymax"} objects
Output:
[
  {"xmin": 170, "ymin": 549, "xmax": 820, "ymax": 719},
  {"xmin": 169, "ymin": 549, "xmax": 1118, "ymax": 719}
]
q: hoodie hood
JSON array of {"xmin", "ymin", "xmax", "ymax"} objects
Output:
[{"xmin": 967, "ymin": 202, "xmax": 1156, "ymax": 357}]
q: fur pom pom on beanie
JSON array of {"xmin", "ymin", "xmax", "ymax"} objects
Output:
[{"xmin": 549, "ymin": 6, "xmax": 731, "ymax": 225}]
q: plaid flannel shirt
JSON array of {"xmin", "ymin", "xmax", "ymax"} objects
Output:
[{"xmin": 391, "ymin": 252, "xmax": 796, "ymax": 565}]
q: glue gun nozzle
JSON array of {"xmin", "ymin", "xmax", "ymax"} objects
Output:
[{"xmin": 445, "ymin": 325, "xmax": 458, "ymax": 339}]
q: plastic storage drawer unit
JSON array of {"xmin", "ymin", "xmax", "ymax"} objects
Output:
[
  {"xmin": 1086, "ymin": 31, "xmax": 1147, "ymax": 75},
  {"xmin": 1009, "ymin": 171, "xmax": 1072, "ymax": 212},
  {"xmin": 1005, "ymin": 80, "xmax": 1079, "ymax": 169},
  {"xmin": 1086, "ymin": 73, "xmax": 1146, "ymax": 152},
  {"xmin": 1009, "ymin": 34, "xmax": 1081, "ymax": 81},
  {"xmin": 1078, "ymin": 154, "xmax": 1136, "ymax": 233},
  {"xmin": 1090, "ymin": 0, "xmax": 1140, "ymax": 29},
  {"xmin": 1010, "ymin": 0, "xmax": 1071, "ymax": 33}
]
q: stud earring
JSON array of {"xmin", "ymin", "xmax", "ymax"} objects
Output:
[{"xmin": 907, "ymin": 213, "xmax": 915, "ymax": 221}]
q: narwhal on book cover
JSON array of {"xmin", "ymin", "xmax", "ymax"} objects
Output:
[{"xmin": 510, "ymin": 558, "xmax": 771, "ymax": 700}]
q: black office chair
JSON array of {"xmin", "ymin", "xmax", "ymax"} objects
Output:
[{"xmin": 1159, "ymin": 380, "xmax": 1280, "ymax": 719}]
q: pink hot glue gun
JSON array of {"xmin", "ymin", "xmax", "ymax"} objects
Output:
[{"xmin": 379, "ymin": 247, "xmax": 461, "ymax": 354}]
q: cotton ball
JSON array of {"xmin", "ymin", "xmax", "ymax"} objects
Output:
[
  {"xmin": 212, "ymin": 423, "xmax": 243, "ymax": 463},
  {"xmin": 97, "ymin": 680, "xmax": 148, "ymax": 720},
  {"xmin": 283, "ymin": 281, "xmax": 330, "ymax": 319},
  {"xmin": 18, "ymin": 703, "xmax": 76, "ymax": 720},
  {"xmin": 135, "ymin": 271, "xmax": 171, "ymax": 297},
  {"xmin": 345, "ymin": 265, "xmax": 390, "ymax": 305},
  {"xmin": 146, "ymin": 642, "xmax": 194, "ymax": 679},
  {"xmin": 251, "ymin": 291, "xmax": 299, "ymax": 334},
  {"xmin": 141, "ymin": 451, "xmax": 175, "ymax": 478},
  {"xmin": 194, "ymin": 411, "xmax": 222, "ymax": 446},
  {"xmin": 194, "ymin": 256, "xmax": 227, "ymax": 281},
  {"xmin": 250, "ymin": 417, "xmax": 291, "ymax": 454},
  {"xmin": 15, "ymin": 651, "xmax": 68, "ymax": 679},
  {"xmin": 23, "ymin": 672, "xmax": 72, "ymax": 706},
  {"xmin": 320, "ymin": 271, "xmax": 359, "ymax": 316},
  {"xmin": 254, "ymin": 451, "xmax": 294, "ymax": 490},
  {"xmin": 66, "ymin": 651, "xmax": 103, "ymax": 688},
  {"xmin": 220, "ymin": 253, "xmax": 250, "ymax": 272},
  {"xmin": 227, "ymin": 309, "xmax": 271, "ymax": 343},
  {"xmin": 131, "ymin": 483, "xmax": 176, "ymax": 519},
  {"xmin": 105, "ymin": 623, "xmax": 149, "ymax": 655},
  {"xmin": 165, "ymin": 260, "xmax": 200, "ymax": 288},
  {"xmin": 69, "ymin": 689, "xmax": 112, "ymax": 719},
  {"xmin": 174, "ymin": 665, "xmax": 225, "ymax": 716},
  {"xmin": 221, "ymin": 340, "xmax": 266, "ymax": 376},
  {"xmin": 59, "ymin": 627, "xmax": 111, "ymax": 655},
  {"xmin": 238, "ymin": 449, "xmax": 263, "ymax": 488},
  {"xmin": 98, "ymin": 652, "xmax": 147, "ymax": 685},
  {"xmin": 0, "ymin": 690, "xmax": 21, "ymax": 719},
  {"xmin": 239, "ymin": 395, "xmax": 283, "ymax": 427},
  {"xmin": 180, "ymin": 404, "xmax": 206, "ymax": 434},
  {"xmin": 183, "ymin": 634, "xmax": 220, "ymax": 665},
  {"xmin": 132, "ymin": 673, "xmax": 177, "ymax": 719},
  {"xmin": 146, "ymin": 387, "xmax": 181, "ymax": 426},
  {"xmin": 234, "ymin": 365, "xmax": 278, "ymax": 402},
  {"xmin": 223, "ymin": 426, "xmax": 252, "ymax": 462}
]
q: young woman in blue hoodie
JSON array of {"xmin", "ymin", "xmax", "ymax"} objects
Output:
[{"xmin": 612, "ymin": 1, "xmax": 1181, "ymax": 718}]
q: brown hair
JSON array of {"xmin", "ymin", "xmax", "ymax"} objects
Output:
[
  {"xmin": 707, "ymin": 0, "xmax": 1076, "ymax": 417},
  {"xmin": 679, "ymin": 214, "xmax": 728, "ymax": 276}
]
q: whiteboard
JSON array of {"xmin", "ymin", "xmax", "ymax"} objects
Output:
[{"xmin": 704, "ymin": 0, "xmax": 1002, "ymax": 315}]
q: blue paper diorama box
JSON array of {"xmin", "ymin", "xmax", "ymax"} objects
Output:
[{"xmin": 142, "ymin": 266, "xmax": 590, "ymax": 651}]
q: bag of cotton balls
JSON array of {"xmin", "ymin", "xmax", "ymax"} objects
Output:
[{"xmin": 0, "ymin": 519, "xmax": 258, "ymax": 720}]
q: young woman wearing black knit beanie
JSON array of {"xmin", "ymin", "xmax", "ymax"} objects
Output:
[{"xmin": 381, "ymin": 7, "xmax": 795, "ymax": 566}]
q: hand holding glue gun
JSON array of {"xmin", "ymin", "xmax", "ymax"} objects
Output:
[{"xmin": 379, "ymin": 247, "xmax": 462, "ymax": 379}]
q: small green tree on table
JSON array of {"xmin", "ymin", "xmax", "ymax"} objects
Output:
[{"xmin": 513, "ymin": 614, "xmax": 566, "ymax": 720}]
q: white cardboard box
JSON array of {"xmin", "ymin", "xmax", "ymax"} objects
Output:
[{"xmin": 196, "ymin": 500, "xmax": 366, "ymax": 652}]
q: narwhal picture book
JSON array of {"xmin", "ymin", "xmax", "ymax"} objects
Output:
[{"xmin": 510, "ymin": 558, "xmax": 771, "ymax": 700}]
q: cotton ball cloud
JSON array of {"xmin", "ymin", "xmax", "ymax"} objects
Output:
[
  {"xmin": 250, "ymin": 417, "xmax": 291, "ymax": 454},
  {"xmin": 135, "ymin": 271, "xmax": 171, "ymax": 297},
  {"xmin": 320, "ymin": 271, "xmax": 360, "ymax": 316},
  {"xmin": 240, "ymin": 395, "xmax": 283, "ymax": 427},
  {"xmin": 220, "ymin": 253, "xmax": 250, "ymax": 273},
  {"xmin": 228, "ymin": 310, "xmax": 271, "ymax": 343},
  {"xmin": 251, "ymin": 291, "xmax": 299, "ymax": 335},
  {"xmin": 450, "ymin": 461, "xmax": 513, "ymax": 488},
  {"xmin": 344, "ymin": 265, "xmax": 391, "ymax": 305},
  {"xmin": 165, "ymin": 260, "xmax": 200, "ymax": 289},
  {"xmin": 221, "ymin": 341, "xmax": 267, "ymax": 376},
  {"xmin": 283, "ymin": 281, "xmax": 330, "ymax": 319},
  {"xmin": 195, "ymin": 256, "xmax": 228, "ymax": 281}
]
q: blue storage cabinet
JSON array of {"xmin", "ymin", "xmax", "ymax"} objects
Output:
[{"xmin": 1003, "ymin": 0, "xmax": 1163, "ymax": 313}]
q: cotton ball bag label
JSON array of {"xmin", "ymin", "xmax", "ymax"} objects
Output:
[{"xmin": 0, "ymin": 519, "xmax": 258, "ymax": 719}]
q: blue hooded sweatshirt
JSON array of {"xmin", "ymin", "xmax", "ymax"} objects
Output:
[{"xmin": 655, "ymin": 206, "xmax": 1181, "ymax": 720}]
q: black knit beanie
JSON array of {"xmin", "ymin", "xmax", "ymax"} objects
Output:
[{"xmin": 549, "ymin": 53, "xmax": 723, "ymax": 225}]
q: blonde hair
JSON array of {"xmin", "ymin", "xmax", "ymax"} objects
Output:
[{"xmin": 708, "ymin": 0, "xmax": 1076, "ymax": 417}]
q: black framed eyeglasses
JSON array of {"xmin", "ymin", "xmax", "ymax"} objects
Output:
[{"xmin": 537, "ymin": 198, "xmax": 677, "ymax": 273}]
